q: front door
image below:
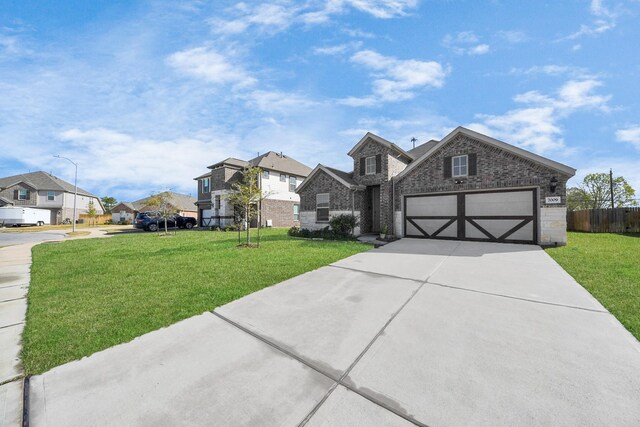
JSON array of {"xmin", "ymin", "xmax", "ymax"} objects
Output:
[{"xmin": 371, "ymin": 186, "xmax": 381, "ymax": 233}]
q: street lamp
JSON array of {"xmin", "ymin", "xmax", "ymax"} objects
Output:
[{"xmin": 54, "ymin": 155, "xmax": 78, "ymax": 232}]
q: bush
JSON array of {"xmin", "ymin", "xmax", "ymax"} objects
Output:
[
  {"xmin": 288, "ymin": 226, "xmax": 355, "ymax": 241},
  {"xmin": 223, "ymin": 224, "xmax": 239, "ymax": 232},
  {"xmin": 329, "ymin": 214, "xmax": 359, "ymax": 237}
]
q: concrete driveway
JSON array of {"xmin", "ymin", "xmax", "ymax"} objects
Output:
[{"xmin": 27, "ymin": 239, "xmax": 640, "ymax": 426}]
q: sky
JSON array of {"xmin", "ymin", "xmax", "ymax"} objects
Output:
[{"xmin": 1, "ymin": 0, "xmax": 639, "ymax": 202}]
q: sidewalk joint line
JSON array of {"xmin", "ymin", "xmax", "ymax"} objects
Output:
[
  {"xmin": 328, "ymin": 264, "xmax": 425, "ymax": 284},
  {"xmin": 424, "ymin": 280, "xmax": 609, "ymax": 313},
  {"xmin": 0, "ymin": 321, "xmax": 24, "ymax": 330},
  {"xmin": 212, "ymin": 310, "xmax": 427, "ymax": 427}
]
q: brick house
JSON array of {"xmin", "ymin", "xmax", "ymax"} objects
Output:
[
  {"xmin": 0, "ymin": 171, "xmax": 104, "ymax": 224},
  {"xmin": 111, "ymin": 192, "xmax": 197, "ymax": 224},
  {"xmin": 296, "ymin": 127, "xmax": 576, "ymax": 246},
  {"xmin": 195, "ymin": 152, "xmax": 312, "ymax": 228}
]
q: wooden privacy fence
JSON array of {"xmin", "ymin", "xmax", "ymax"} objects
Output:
[
  {"xmin": 78, "ymin": 213, "xmax": 112, "ymax": 224},
  {"xmin": 567, "ymin": 208, "xmax": 640, "ymax": 233}
]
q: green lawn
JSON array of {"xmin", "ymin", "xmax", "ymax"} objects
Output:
[
  {"xmin": 22, "ymin": 228, "xmax": 371, "ymax": 374},
  {"xmin": 546, "ymin": 232, "xmax": 640, "ymax": 341}
]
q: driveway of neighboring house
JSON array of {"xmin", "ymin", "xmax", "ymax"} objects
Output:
[{"xmin": 26, "ymin": 239, "xmax": 640, "ymax": 426}]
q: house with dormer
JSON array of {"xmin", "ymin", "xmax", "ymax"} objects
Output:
[
  {"xmin": 296, "ymin": 127, "xmax": 576, "ymax": 246},
  {"xmin": 195, "ymin": 151, "xmax": 312, "ymax": 228}
]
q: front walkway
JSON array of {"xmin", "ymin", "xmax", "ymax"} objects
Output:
[{"xmin": 23, "ymin": 239, "xmax": 640, "ymax": 425}]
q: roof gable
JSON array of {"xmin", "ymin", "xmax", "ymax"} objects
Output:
[
  {"xmin": 396, "ymin": 127, "xmax": 576, "ymax": 181},
  {"xmin": 347, "ymin": 132, "xmax": 413, "ymax": 161},
  {"xmin": 295, "ymin": 164, "xmax": 362, "ymax": 193}
]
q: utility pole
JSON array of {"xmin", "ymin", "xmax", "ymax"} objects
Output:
[{"xmin": 609, "ymin": 168, "xmax": 615, "ymax": 209}]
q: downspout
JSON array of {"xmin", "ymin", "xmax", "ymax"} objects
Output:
[
  {"xmin": 391, "ymin": 176, "xmax": 395, "ymax": 237},
  {"xmin": 351, "ymin": 188, "xmax": 355, "ymax": 236}
]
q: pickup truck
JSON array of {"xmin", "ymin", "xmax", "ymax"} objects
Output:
[{"xmin": 134, "ymin": 212, "xmax": 197, "ymax": 232}]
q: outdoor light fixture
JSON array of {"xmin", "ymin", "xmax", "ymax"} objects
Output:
[{"xmin": 549, "ymin": 176, "xmax": 558, "ymax": 194}]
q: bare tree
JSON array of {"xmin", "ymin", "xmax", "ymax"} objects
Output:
[{"xmin": 225, "ymin": 166, "xmax": 265, "ymax": 246}]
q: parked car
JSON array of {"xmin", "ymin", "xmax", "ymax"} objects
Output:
[{"xmin": 134, "ymin": 212, "xmax": 196, "ymax": 232}]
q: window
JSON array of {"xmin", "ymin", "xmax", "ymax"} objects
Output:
[
  {"xmin": 365, "ymin": 156, "xmax": 376, "ymax": 175},
  {"xmin": 47, "ymin": 191, "xmax": 55, "ymax": 201},
  {"xmin": 262, "ymin": 170, "xmax": 269, "ymax": 179},
  {"xmin": 280, "ymin": 173, "xmax": 287, "ymax": 182},
  {"xmin": 316, "ymin": 193, "xmax": 329, "ymax": 222},
  {"xmin": 452, "ymin": 155, "xmax": 468, "ymax": 177},
  {"xmin": 293, "ymin": 204, "xmax": 299, "ymax": 221},
  {"xmin": 18, "ymin": 189, "xmax": 28, "ymax": 200},
  {"xmin": 214, "ymin": 195, "xmax": 221, "ymax": 210},
  {"xmin": 202, "ymin": 178, "xmax": 210, "ymax": 193},
  {"xmin": 289, "ymin": 176, "xmax": 297, "ymax": 192}
]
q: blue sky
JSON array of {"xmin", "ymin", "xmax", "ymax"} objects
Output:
[{"xmin": 1, "ymin": 0, "xmax": 639, "ymax": 202}]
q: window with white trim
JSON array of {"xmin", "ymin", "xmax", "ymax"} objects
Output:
[
  {"xmin": 18, "ymin": 189, "xmax": 28, "ymax": 200},
  {"xmin": 452, "ymin": 155, "xmax": 468, "ymax": 177},
  {"xmin": 316, "ymin": 193, "xmax": 329, "ymax": 222},
  {"xmin": 280, "ymin": 173, "xmax": 287, "ymax": 182},
  {"xmin": 293, "ymin": 204, "xmax": 299, "ymax": 221},
  {"xmin": 47, "ymin": 191, "xmax": 55, "ymax": 201},
  {"xmin": 289, "ymin": 176, "xmax": 297, "ymax": 192},
  {"xmin": 262, "ymin": 170, "xmax": 269, "ymax": 179},
  {"xmin": 365, "ymin": 156, "xmax": 376, "ymax": 175},
  {"xmin": 201, "ymin": 178, "xmax": 210, "ymax": 193}
]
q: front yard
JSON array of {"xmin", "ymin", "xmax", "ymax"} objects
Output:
[
  {"xmin": 546, "ymin": 232, "xmax": 640, "ymax": 341},
  {"xmin": 22, "ymin": 228, "xmax": 371, "ymax": 374}
]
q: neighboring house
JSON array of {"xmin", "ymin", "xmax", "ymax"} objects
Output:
[
  {"xmin": 297, "ymin": 127, "xmax": 576, "ymax": 246},
  {"xmin": 111, "ymin": 192, "xmax": 197, "ymax": 223},
  {"xmin": 110, "ymin": 202, "xmax": 136, "ymax": 223},
  {"xmin": 0, "ymin": 171, "xmax": 104, "ymax": 224},
  {"xmin": 195, "ymin": 151, "xmax": 312, "ymax": 228}
]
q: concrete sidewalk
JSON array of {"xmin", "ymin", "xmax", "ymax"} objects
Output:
[
  {"xmin": 0, "ymin": 228, "xmax": 110, "ymax": 426},
  {"xmin": 26, "ymin": 239, "xmax": 640, "ymax": 426}
]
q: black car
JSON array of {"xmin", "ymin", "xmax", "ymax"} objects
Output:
[{"xmin": 134, "ymin": 212, "xmax": 197, "ymax": 231}]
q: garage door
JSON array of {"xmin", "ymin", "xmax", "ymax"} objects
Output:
[{"xmin": 404, "ymin": 188, "xmax": 537, "ymax": 244}]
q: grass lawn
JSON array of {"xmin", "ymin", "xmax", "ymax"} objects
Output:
[
  {"xmin": 22, "ymin": 228, "xmax": 371, "ymax": 374},
  {"xmin": 546, "ymin": 232, "xmax": 640, "ymax": 341}
]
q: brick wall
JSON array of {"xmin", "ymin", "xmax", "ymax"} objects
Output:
[
  {"xmin": 299, "ymin": 170, "xmax": 354, "ymax": 211},
  {"xmin": 394, "ymin": 134, "xmax": 571, "ymax": 210},
  {"xmin": 0, "ymin": 184, "xmax": 37, "ymax": 207},
  {"xmin": 261, "ymin": 199, "xmax": 299, "ymax": 228}
]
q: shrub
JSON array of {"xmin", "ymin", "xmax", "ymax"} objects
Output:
[
  {"xmin": 288, "ymin": 226, "xmax": 301, "ymax": 236},
  {"xmin": 223, "ymin": 224, "xmax": 239, "ymax": 232},
  {"xmin": 329, "ymin": 214, "xmax": 359, "ymax": 237}
]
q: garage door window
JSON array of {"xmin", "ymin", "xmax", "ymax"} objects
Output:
[
  {"xmin": 452, "ymin": 155, "xmax": 468, "ymax": 177},
  {"xmin": 316, "ymin": 193, "xmax": 329, "ymax": 222}
]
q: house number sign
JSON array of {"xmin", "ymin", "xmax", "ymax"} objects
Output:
[{"xmin": 545, "ymin": 196, "xmax": 561, "ymax": 204}]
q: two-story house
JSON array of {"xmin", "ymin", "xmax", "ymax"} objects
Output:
[
  {"xmin": 296, "ymin": 127, "xmax": 576, "ymax": 246},
  {"xmin": 195, "ymin": 152, "xmax": 312, "ymax": 228},
  {"xmin": 0, "ymin": 171, "xmax": 104, "ymax": 224}
]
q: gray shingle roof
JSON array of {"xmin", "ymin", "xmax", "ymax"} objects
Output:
[
  {"xmin": 407, "ymin": 139, "xmax": 439, "ymax": 159},
  {"xmin": 248, "ymin": 151, "xmax": 312, "ymax": 177},
  {"xmin": 324, "ymin": 166, "xmax": 358, "ymax": 186},
  {"xmin": 0, "ymin": 171, "xmax": 98, "ymax": 198},
  {"xmin": 132, "ymin": 191, "xmax": 197, "ymax": 211},
  {"xmin": 207, "ymin": 158, "xmax": 249, "ymax": 170}
]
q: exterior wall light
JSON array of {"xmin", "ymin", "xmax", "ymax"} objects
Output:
[{"xmin": 549, "ymin": 177, "xmax": 558, "ymax": 194}]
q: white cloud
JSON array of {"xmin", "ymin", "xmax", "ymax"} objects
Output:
[
  {"xmin": 342, "ymin": 49, "xmax": 447, "ymax": 104},
  {"xmin": 313, "ymin": 41, "xmax": 362, "ymax": 55},
  {"xmin": 469, "ymin": 79, "xmax": 612, "ymax": 153},
  {"xmin": 509, "ymin": 64, "xmax": 591, "ymax": 78},
  {"xmin": 166, "ymin": 47, "xmax": 256, "ymax": 87},
  {"xmin": 616, "ymin": 125, "xmax": 640, "ymax": 150},
  {"xmin": 563, "ymin": 0, "xmax": 619, "ymax": 40},
  {"xmin": 211, "ymin": 1, "xmax": 419, "ymax": 35},
  {"xmin": 442, "ymin": 31, "xmax": 490, "ymax": 55},
  {"xmin": 497, "ymin": 30, "xmax": 528, "ymax": 44},
  {"xmin": 51, "ymin": 128, "xmax": 241, "ymax": 200}
]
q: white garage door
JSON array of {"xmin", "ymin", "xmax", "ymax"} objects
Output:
[{"xmin": 404, "ymin": 188, "xmax": 537, "ymax": 244}]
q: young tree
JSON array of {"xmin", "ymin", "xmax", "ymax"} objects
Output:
[
  {"xmin": 146, "ymin": 192, "xmax": 176, "ymax": 234},
  {"xmin": 87, "ymin": 200, "xmax": 98, "ymax": 225},
  {"xmin": 225, "ymin": 166, "xmax": 263, "ymax": 246},
  {"xmin": 101, "ymin": 196, "xmax": 117, "ymax": 214},
  {"xmin": 573, "ymin": 173, "xmax": 637, "ymax": 209}
]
